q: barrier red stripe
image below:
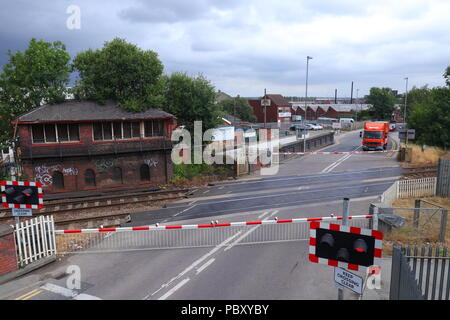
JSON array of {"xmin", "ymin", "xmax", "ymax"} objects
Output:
[
  {"xmin": 246, "ymin": 221, "xmax": 261, "ymax": 225},
  {"xmin": 132, "ymin": 226, "xmax": 150, "ymax": 231},
  {"xmin": 198, "ymin": 224, "xmax": 214, "ymax": 228},
  {"xmin": 99, "ymin": 228, "xmax": 116, "ymax": 232},
  {"xmin": 276, "ymin": 219, "xmax": 293, "ymax": 223},
  {"xmin": 64, "ymin": 229, "xmax": 82, "ymax": 234},
  {"xmin": 166, "ymin": 225, "xmax": 182, "ymax": 229}
]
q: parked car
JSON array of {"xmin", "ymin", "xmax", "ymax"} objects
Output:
[
  {"xmin": 309, "ymin": 123, "xmax": 323, "ymax": 130},
  {"xmin": 290, "ymin": 124, "xmax": 308, "ymax": 131}
]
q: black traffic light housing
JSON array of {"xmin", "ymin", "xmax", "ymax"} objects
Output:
[
  {"xmin": 1, "ymin": 181, "xmax": 43, "ymax": 208},
  {"xmin": 316, "ymin": 227, "xmax": 376, "ymax": 267}
]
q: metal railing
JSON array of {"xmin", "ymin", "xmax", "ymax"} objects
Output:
[
  {"xmin": 397, "ymin": 177, "xmax": 437, "ymax": 199},
  {"xmin": 55, "ymin": 215, "xmax": 371, "ymax": 254},
  {"xmin": 390, "ymin": 245, "xmax": 450, "ymax": 300}
]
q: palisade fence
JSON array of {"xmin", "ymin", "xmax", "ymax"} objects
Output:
[
  {"xmin": 390, "ymin": 246, "xmax": 450, "ymax": 300},
  {"xmin": 13, "ymin": 215, "xmax": 57, "ymax": 266},
  {"xmin": 380, "ymin": 177, "xmax": 437, "ymax": 206},
  {"xmin": 437, "ymin": 158, "xmax": 450, "ymax": 197}
]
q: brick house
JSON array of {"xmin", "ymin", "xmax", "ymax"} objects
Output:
[{"xmin": 13, "ymin": 100, "xmax": 176, "ymax": 194}]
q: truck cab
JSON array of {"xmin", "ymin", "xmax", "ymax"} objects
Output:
[{"xmin": 361, "ymin": 122, "xmax": 389, "ymax": 151}]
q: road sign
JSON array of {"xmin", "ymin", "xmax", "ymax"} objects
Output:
[
  {"xmin": 332, "ymin": 122, "xmax": 341, "ymax": 129},
  {"xmin": 1, "ymin": 180, "xmax": 43, "ymax": 209},
  {"xmin": 309, "ymin": 221, "xmax": 383, "ymax": 272},
  {"xmin": 398, "ymin": 129, "xmax": 415, "ymax": 141},
  {"xmin": 12, "ymin": 208, "xmax": 33, "ymax": 217},
  {"xmin": 334, "ymin": 267, "xmax": 363, "ymax": 295},
  {"xmin": 261, "ymin": 99, "xmax": 271, "ymax": 107}
]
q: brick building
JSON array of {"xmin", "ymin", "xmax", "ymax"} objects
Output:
[
  {"xmin": 248, "ymin": 94, "xmax": 292, "ymax": 125},
  {"xmin": 13, "ymin": 100, "xmax": 176, "ymax": 194}
]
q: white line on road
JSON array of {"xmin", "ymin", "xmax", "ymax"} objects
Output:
[
  {"xmin": 174, "ymin": 204, "xmax": 197, "ymax": 217},
  {"xmin": 321, "ymin": 146, "xmax": 362, "ymax": 174},
  {"xmin": 40, "ymin": 283, "xmax": 101, "ymax": 300},
  {"xmin": 203, "ymin": 190, "xmax": 210, "ymax": 194},
  {"xmin": 158, "ymin": 278, "xmax": 190, "ymax": 300},
  {"xmin": 146, "ymin": 231, "xmax": 243, "ymax": 299},
  {"xmin": 196, "ymin": 258, "xmax": 215, "ymax": 275},
  {"xmin": 257, "ymin": 211, "xmax": 270, "ymax": 219}
]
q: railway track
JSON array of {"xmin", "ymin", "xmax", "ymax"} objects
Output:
[
  {"xmin": 402, "ymin": 164, "xmax": 438, "ymax": 179},
  {"xmin": 0, "ymin": 188, "xmax": 191, "ymax": 227}
]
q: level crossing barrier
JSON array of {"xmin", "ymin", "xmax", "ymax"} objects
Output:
[{"xmin": 55, "ymin": 215, "xmax": 372, "ymax": 254}]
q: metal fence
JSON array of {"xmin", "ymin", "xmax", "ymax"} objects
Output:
[
  {"xmin": 55, "ymin": 215, "xmax": 371, "ymax": 254},
  {"xmin": 437, "ymin": 158, "xmax": 450, "ymax": 197},
  {"xmin": 390, "ymin": 245, "xmax": 450, "ymax": 300},
  {"xmin": 13, "ymin": 215, "xmax": 57, "ymax": 266}
]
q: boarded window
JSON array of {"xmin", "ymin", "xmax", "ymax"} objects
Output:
[
  {"xmin": 84, "ymin": 169, "xmax": 96, "ymax": 187},
  {"xmin": 103, "ymin": 123, "xmax": 113, "ymax": 140},
  {"xmin": 93, "ymin": 123, "xmax": 103, "ymax": 140},
  {"xmin": 112, "ymin": 167, "xmax": 123, "ymax": 185},
  {"xmin": 113, "ymin": 122, "xmax": 122, "ymax": 140},
  {"xmin": 44, "ymin": 125, "xmax": 57, "ymax": 142},
  {"xmin": 122, "ymin": 122, "xmax": 132, "ymax": 139},
  {"xmin": 140, "ymin": 164, "xmax": 150, "ymax": 181},
  {"xmin": 52, "ymin": 171, "xmax": 64, "ymax": 190},
  {"xmin": 144, "ymin": 120, "xmax": 164, "ymax": 137},
  {"xmin": 57, "ymin": 124, "xmax": 69, "ymax": 142},
  {"xmin": 68, "ymin": 124, "xmax": 79, "ymax": 141},
  {"xmin": 132, "ymin": 122, "xmax": 140, "ymax": 138},
  {"xmin": 32, "ymin": 125, "xmax": 45, "ymax": 143}
]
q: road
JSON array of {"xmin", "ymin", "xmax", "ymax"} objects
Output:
[{"xmin": 2, "ymin": 130, "xmax": 401, "ymax": 300}]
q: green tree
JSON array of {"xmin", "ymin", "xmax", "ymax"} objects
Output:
[
  {"xmin": 0, "ymin": 38, "xmax": 71, "ymax": 148},
  {"xmin": 409, "ymin": 87, "xmax": 450, "ymax": 149},
  {"xmin": 364, "ymin": 87, "xmax": 397, "ymax": 120},
  {"xmin": 164, "ymin": 72, "xmax": 222, "ymax": 132},
  {"xmin": 444, "ymin": 66, "xmax": 450, "ymax": 87},
  {"xmin": 72, "ymin": 38, "xmax": 165, "ymax": 112},
  {"xmin": 399, "ymin": 85, "xmax": 430, "ymax": 120},
  {"xmin": 217, "ymin": 97, "xmax": 256, "ymax": 123}
]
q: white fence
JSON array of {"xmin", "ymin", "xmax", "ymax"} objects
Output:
[
  {"xmin": 380, "ymin": 177, "xmax": 437, "ymax": 204},
  {"xmin": 397, "ymin": 177, "xmax": 437, "ymax": 199},
  {"xmin": 13, "ymin": 215, "xmax": 57, "ymax": 266}
]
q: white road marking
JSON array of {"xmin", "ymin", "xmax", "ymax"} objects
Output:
[
  {"xmin": 196, "ymin": 258, "xmax": 215, "ymax": 275},
  {"xmin": 321, "ymin": 146, "xmax": 362, "ymax": 173},
  {"xmin": 257, "ymin": 211, "xmax": 270, "ymax": 219},
  {"xmin": 174, "ymin": 204, "xmax": 197, "ymax": 217},
  {"xmin": 158, "ymin": 278, "xmax": 190, "ymax": 300},
  {"xmin": 146, "ymin": 231, "xmax": 242, "ymax": 299},
  {"xmin": 203, "ymin": 190, "xmax": 210, "ymax": 194}
]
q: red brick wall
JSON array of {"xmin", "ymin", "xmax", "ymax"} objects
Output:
[
  {"xmin": 0, "ymin": 232, "xmax": 18, "ymax": 276},
  {"xmin": 248, "ymin": 100, "xmax": 278, "ymax": 123}
]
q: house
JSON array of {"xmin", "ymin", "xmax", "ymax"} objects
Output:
[
  {"xmin": 248, "ymin": 94, "xmax": 292, "ymax": 125},
  {"xmin": 12, "ymin": 100, "xmax": 177, "ymax": 194}
]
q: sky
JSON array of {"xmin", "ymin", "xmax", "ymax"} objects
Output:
[{"xmin": 0, "ymin": 0, "xmax": 449, "ymax": 98}]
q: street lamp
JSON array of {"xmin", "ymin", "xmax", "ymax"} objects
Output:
[
  {"xmin": 304, "ymin": 56, "xmax": 312, "ymax": 152},
  {"xmin": 404, "ymin": 77, "xmax": 409, "ymax": 144}
]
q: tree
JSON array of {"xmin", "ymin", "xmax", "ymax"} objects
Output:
[
  {"xmin": 0, "ymin": 38, "xmax": 71, "ymax": 148},
  {"xmin": 163, "ymin": 72, "xmax": 222, "ymax": 132},
  {"xmin": 72, "ymin": 38, "xmax": 165, "ymax": 112},
  {"xmin": 218, "ymin": 97, "xmax": 256, "ymax": 123},
  {"xmin": 409, "ymin": 87, "xmax": 450, "ymax": 149},
  {"xmin": 364, "ymin": 87, "xmax": 397, "ymax": 120},
  {"xmin": 444, "ymin": 66, "xmax": 450, "ymax": 87},
  {"xmin": 399, "ymin": 85, "xmax": 430, "ymax": 120}
]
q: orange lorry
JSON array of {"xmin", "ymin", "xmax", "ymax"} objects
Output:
[{"xmin": 361, "ymin": 122, "xmax": 389, "ymax": 151}]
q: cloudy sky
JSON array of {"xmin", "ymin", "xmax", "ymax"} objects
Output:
[{"xmin": 1, "ymin": 0, "xmax": 449, "ymax": 98}]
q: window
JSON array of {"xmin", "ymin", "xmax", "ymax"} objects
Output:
[
  {"xmin": 31, "ymin": 124, "xmax": 79, "ymax": 143},
  {"xmin": 144, "ymin": 120, "xmax": 165, "ymax": 137},
  {"xmin": 52, "ymin": 171, "xmax": 64, "ymax": 190},
  {"xmin": 84, "ymin": 169, "xmax": 96, "ymax": 187},
  {"xmin": 363, "ymin": 131, "xmax": 383, "ymax": 139},
  {"xmin": 140, "ymin": 164, "xmax": 150, "ymax": 182},
  {"xmin": 112, "ymin": 167, "xmax": 123, "ymax": 185},
  {"xmin": 93, "ymin": 122, "xmax": 141, "ymax": 141}
]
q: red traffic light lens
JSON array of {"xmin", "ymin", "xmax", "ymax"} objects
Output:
[{"xmin": 354, "ymin": 239, "xmax": 368, "ymax": 253}]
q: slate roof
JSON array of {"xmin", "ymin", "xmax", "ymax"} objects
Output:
[{"xmin": 14, "ymin": 100, "xmax": 175, "ymax": 123}]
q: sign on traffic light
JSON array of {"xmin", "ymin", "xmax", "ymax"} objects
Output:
[
  {"xmin": 309, "ymin": 221, "xmax": 382, "ymax": 272},
  {"xmin": 1, "ymin": 181, "xmax": 43, "ymax": 209}
]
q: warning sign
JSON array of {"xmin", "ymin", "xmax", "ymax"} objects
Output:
[{"xmin": 334, "ymin": 267, "xmax": 363, "ymax": 295}]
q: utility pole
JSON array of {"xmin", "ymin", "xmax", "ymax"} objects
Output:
[
  {"xmin": 304, "ymin": 56, "xmax": 312, "ymax": 152},
  {"xmin": 264, "ymin": 88, "xmax": 267, "ymax": 129},
  {"xmin": 350, "ymin": 81, "xmax": 354, "ymax": 104}
]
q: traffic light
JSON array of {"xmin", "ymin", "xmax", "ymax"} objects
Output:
[
  {"xmin": 309, "ymin": 222, "xmax": 383, "ymax": 271},
  {"xmin": 1, "ymin": 181, "xmax": 43, "ymax": 209}
]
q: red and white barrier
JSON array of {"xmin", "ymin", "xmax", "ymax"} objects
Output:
[
  {"xmin": 275, "ymin": 149, "xmax": 398, "ymax": 156},
  {"xmin": 55, "ymin": 214, "xmax": 373, "ymax": 234}
]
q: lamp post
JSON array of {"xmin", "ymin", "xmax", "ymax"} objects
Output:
[
  {"xmin": 404, "ymin": 77, "xmax": 409, "ymax": 145},
  {"xmin": 304, "ymin": 56, "xmax": 312, "ymax": 152}
]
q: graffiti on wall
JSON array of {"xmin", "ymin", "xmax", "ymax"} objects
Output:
[
  {"xmin": 34, "ymin": 164, "xmax": 78, "ymax": 187},
  {"xmin": 95, "ymin": 159, "xmax": 116, "ymax": 172},
  {"xmin": 144, "ymin": 159, "xmax": 158, "ymax": 168}
]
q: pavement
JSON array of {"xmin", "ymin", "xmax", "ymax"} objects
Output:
[{"xmin": 0, "ymin": 128, "xmax": 400, "ymax": 300}]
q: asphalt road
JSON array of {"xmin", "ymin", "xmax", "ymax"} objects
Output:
[{"xmin": 2, "ymin": 130, "xmax": 401, "ymax": 300}]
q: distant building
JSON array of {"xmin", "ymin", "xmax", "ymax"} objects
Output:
[
  {"xmin": 13, "ymin": 100, "xmax": 176, "ymax": 194},
  {"xmin": 215, "ymin": 90, "xmax": 233, "ymax": 103},
  {"xmin": 248, "ymin": 94, "xmax": 292, "ymax": 125}
]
